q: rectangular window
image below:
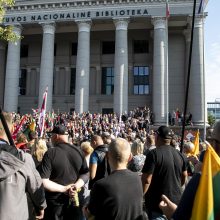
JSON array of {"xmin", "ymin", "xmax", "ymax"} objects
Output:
[
  {"xmin": 72, "ymin": 43, "xmax": 77, "ymax": 56},
  {"xmin": 102, "ymin": 108, "xmax": 114, "ymax": 114},
  {"xmin": 133, "ymin": 40, "xmax": 149, "ymax": 53},
  {"xmin": 133, "ymin": 66, "xmax": 149, "ymax": 95},
  {"xmin": 102, "ymin": 41, "xmax": 115, "ymax": 54},
  {"xmin": 19, "ymin": 69, "xmax": 27, "ymax": 95},
  {"xmin": 20, "ymin": 45, "xmax": 28, "ymax": 58},
  {"xmin": 70, "ymin": 68, "xmax": 76, "ymax": 95},
  {"xmin": 101, "ymin": 67, "xmax": 114, "ymax": 95}
]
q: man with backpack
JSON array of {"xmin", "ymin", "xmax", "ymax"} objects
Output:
[{"xmin": 89, "ymin": 135, "xmax": 111, "ymax": 189}]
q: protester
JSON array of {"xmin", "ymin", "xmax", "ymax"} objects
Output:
[
  {"xmin": 31, "ymin": 138, "xmax": 48, "ymax": 169},
  {"xmin": 101, "ymin": 131, "xmax": 112, "ymax": 145},
  {"xmin": 128, "ymin": 139, "xmax": 146, "ymax": 176},
  {"xmin": 89, "ymin": 135, "xmax": 111, "ymax": 189},
  {"xmin": 159, "ymin": 121, "xmax": 220, "ymax": 220},
  {"xmin": 142, "ymin": 126, "xmax": 187, "ymax": 220},
  {"xmin": 16, "ymin": 132, "xmax": 29, "ymax": 151},
  {"xmin": 38, "ymin": 124, "xmax": 89, "ymax": 220},
  {"xmin": 78, "ymin": 141, "xmax": 94, "ymax": 220},
  {"xmin": 84, "ymin": 138, "xmax": 146, "ymax": 220},
  {"xmin": 143, "ymin": 134, "xmax": 156, "ymax": 156},
  {"xmin": 0, "ymin": 112, "xmax": 46, "ymax": 220}
]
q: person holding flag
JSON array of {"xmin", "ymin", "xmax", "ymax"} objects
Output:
[
  {"xmin": 38, "ymin": 86, "xmax": 48, "ymax": 137},
  {"xmin": 159, "ymin": 121, "xmax": 220, "ymax": 220}
]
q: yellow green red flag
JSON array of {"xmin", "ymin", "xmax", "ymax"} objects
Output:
[
  {"xmin": 191, "ymin": 146, "xmax": 220, "ymax": 220},
  {"xmin": 192, "ymin": 129, "xmax": 200, "ymax": 156}
]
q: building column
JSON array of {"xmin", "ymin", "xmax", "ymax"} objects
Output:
[
  {"xmin": 54, "ymin": 67, "xmax": 59, "ymax": 95},
  {"xmin": 113, "ymin": 18, "xmax": 129, "ymax": 115},
  {"xmin": 4, "ymin": 25, "xmax": 22, "ymax": 112},
  {"xmin": 0, "ymin": 41, "xmax": 6, "ymax": 108},
  {"xmin": 75, "ymin": 20, "xmax": 91, "ymax": 114},
  {"xmin": 183, "ymin": 28, "xmax": 191, "ymax": 89},
  {"xmin": 152, "ymin": 17, "xmax": 168, "ymax": 125},
  {"xmin": 188, "ymin": 15, "xmax": 205, "ymax": 126},
  {"xmin": 38, "ymin": 22, "xmax": 55, "ymax": 111}
]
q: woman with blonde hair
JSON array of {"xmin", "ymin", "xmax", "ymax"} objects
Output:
[
  {"xmin": 31, "ymin": 139, "xmax": 48, "ymax": 169},
  {"xmin": 128, "ymin": 138, "xmax": 146, "ymax": 176},
  {"xmin": 80, "ymin": 141, "xmax": 94, "ymax": 166},
  {"xmin": 79, "ymin": 141, "xmax": 94, "ymax": 219}
]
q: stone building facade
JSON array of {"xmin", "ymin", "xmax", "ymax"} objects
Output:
[{"xmin": 0, "ymin": 0, "xmax": 206, "ymax": 125}]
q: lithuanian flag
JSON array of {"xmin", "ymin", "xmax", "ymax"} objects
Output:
[
  {"xmin": 191, "ymin": 146, "xmax": 220, "ymax": 220},
  {"xmin": 191, "ymin": 129, "xmax": 200, "ymax": 156}
]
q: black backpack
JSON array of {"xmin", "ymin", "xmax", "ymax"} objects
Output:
[{"xmin": 89, "ymin": 145, "xmax": 111, "ymax": 189}]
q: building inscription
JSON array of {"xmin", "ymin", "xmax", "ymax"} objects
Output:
[{"xmin": 4, "ymin": 8, "xmax": 150, "ymax": 24}]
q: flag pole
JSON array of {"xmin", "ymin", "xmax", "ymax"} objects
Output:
[
  {"xmin": 180, "ymin": 0, "xmax": 197, "ymax": 153},
  {"xmin": 166, "ymin": 0, "xmax": 170, "ymax": 127},
  {"xmin": 166, "ymin": 20, "xmax": 169, "ymax": 127},
  {"xmin": 202, "ymin": 12, "xmax": 206, "ymax": 141}
]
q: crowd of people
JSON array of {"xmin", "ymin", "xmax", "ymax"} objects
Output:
[{"xmin": 0, "ymin": 107, "xmax": 219, "ymax": 220}]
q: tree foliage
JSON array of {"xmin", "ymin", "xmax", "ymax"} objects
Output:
[
  {"xmin": 0, "ymin": 0, "xmax": 20, "ymax": 41},
  {"xmin": 208, "ymin": 113, "xmax": 215, "ymax": 127}
]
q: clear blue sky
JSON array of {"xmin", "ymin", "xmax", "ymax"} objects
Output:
[{"xmin": 205, "ymin": 0, "xmax": 220, "ymax": 102}]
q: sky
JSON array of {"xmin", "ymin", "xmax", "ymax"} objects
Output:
[{"xmin": 205, "ymin": 0, "xmax": 220, "ymax": 102}]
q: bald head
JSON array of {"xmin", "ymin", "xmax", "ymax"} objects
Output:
[{"xmin": 108, "ymin": 138, "xmax": 131, "ymax": 165}]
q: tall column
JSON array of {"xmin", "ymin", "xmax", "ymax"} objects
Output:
[
  {"xmin": 38, "ymin": 22, "xmax": 55, "ymax": 111},
  {"xmin": 152, "ymin": 17, "xmax": 168, "ymax": 125},
  {"xmin": 75, "ymin": 20, "xmax": 91, "ymax": 114},
  {"xmin": 188, "ymin": 15, "xmax": 205, "ymax": 126},
  {"xmin": 4, "ymin": 25, "xmax": 22, "ymax": 112},
  {"xmin": 183, "ymin": 28, "xmax": 191, "ymax": 89},
  {"xmin": 113, "ymin": 18, "xmax": 129, "ymax": 115},
  {"xmin": 0, "ymin": 41, "xmax": 6, "ymax": 108}
]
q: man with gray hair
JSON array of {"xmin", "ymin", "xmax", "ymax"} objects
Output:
[{"xmin": 84, "ymin": 138, "xmax": 146, "ymax": 220}]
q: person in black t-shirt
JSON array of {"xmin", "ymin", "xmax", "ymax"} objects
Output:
[
  {"xmin": 159, "ymin": 121, "xmax": 220, "ymax": 220},
  {"xmin": 84, "ymin": 138, "xmax": 146, "ymax": 220},
  {"xmin": 142, "ymin": 126, "xmax": 187, "ymax": 220},
  {"xmin": 39, "ymin": 125, "xmax": 89, "ymax": 220}
]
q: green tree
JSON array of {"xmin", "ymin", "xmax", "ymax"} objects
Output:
[
  {"xmin": 208, "ymin": 113, "xmax": 215, "ymax": 126},
  {"xmin": 0, "ymin": 0, "xmax": 20, "ymax": 41}
]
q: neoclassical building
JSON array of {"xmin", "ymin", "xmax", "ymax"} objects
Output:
[{"xmin": 0, "ymin": 0, "xmax": 206, "ymax": 125}]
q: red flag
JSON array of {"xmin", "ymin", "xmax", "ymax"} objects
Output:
[
  {"xmin": 12, "ymin": 115, "xmax": 27, "ymax": 140},
  {"xmin": 38, "ymin": 87, "xmax": 48, "ymax": 137}
]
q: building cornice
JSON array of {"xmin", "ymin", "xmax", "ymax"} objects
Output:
[
  {"xmin": 8, "ymin": 0, "xmax": 195, "ymax": 13},
  {"xmin": 3, "ymin": 0, "xmax": 202, "ymax": 25}
]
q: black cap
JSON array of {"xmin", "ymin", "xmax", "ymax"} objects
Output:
[
  {"xmin": 49, "ymin": 125, "xmax": 68, "ymax": 135},
  {"xmin": 156, "ymin": 126, "xmax": 173, "ymax": 139}
]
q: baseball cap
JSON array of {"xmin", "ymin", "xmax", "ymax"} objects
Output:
[
  {"xmin": 49, "ymin": 125, "xmax": 68, "ymax": 135},
  {"xmin": 155, "ymin": 126, "xmax": 173, "ymax": 139}
]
